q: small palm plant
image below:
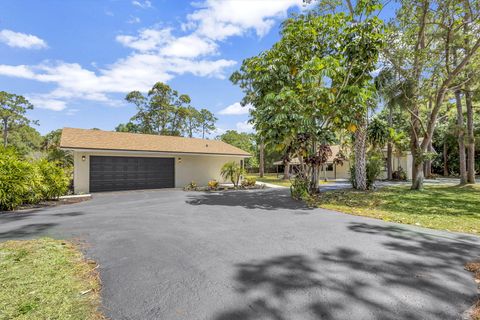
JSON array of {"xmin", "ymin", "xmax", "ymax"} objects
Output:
[{"xmin": 220, "ymin": 161, "xmax": 245, "ymax": 188}]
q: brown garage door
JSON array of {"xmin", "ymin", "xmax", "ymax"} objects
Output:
[{"xmin": 89, "ymin": 156, "xmax": 174, "ymax": 192}]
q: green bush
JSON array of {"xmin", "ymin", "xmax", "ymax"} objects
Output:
[
  {"xmin": 290, "ymin": 175, "xmax": 310, "ymax": 200},
  {"xmin": 0, "ymin": 149, "xmax": 39, "ymax": 210},
  {"xmin": 0, "ymin": 148, "xmax": 70, "ymax": 210},
  {"xmin": 349, "ymin": 153, "xmax": 384, "ymax": 190},
  {"xmin": 36, "ymin": 159, "xmax": 70, "ymax": 200},
  {"xmin": 241, "ymin": 177, "xmax": 256, "ymax": 188}
]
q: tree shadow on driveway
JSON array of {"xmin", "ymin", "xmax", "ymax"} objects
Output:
[
  {"xmin": 0, "ymin": 223, "xmax": 58, "ymax": 240},
  {"xmin": 213, "ymin": 222, "xmax": 480, "ymax": 320},
  {"xmin": 185, "ymin": 189, "xmax": 313, "ymax": 211}
]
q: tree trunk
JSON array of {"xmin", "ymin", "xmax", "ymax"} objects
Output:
[
  {"xmin": 283, "ymin": 162, "xmax": 290, "ymax": 180},
  {"xmin": 2, "ymin": 119, "xmax": 7, "ymax": 148},
  {"xmin": 387, "ymin": 142, "xmax": 393, "ymax": 180},
  {"xmin": 424, "ymin": 140, "xmax": 432, "ymax": 178},
  {"xmin": 411, "ymin": 160, "xmax": 424, "ymax": 190},
  {"xmin": 259, "ymin": 141, "xmax": 265, "ymax": 178},
  {"xmin": 354, "ymin": 120, "xmax": 367, "ymax": 190},
  {"xmin": 455, "ymin": 90, "xmax": 467, "ymax": 184},
  {"xmin": 410, "ymin": 105, "xmax": 424, "ymax": 190},
  {"xmin": 443, "ymin": 141, "xmax": 449, "ymax": 176},
  {"xmin": 465, "ymin": 89, "xmax": 476, "ymax": 184}
]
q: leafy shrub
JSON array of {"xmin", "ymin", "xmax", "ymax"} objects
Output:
[
  {"xmin": 0, "ymin": 148, "xmax": 70, "ymax": 210},
  {"xmin": 0, "ymin": 148, "xmax": 39, "ymax": 210},
  {"xmin": 220, "ymin": 162, "xmax": 245, "ymax": 188},
  {"xmin": 207, "ymin": 180, "xmax": 219, "ymax": 190},
  {"xmin": 241, "ymin": 177, "xmax": 256, "ymax": 188},
  {"xmin": 290, "ymin": 175, "xmax": 310, "ymax": 200},
  {"xmin": 392, "ymin": 166, "xmax": 407, "ymax": 180},
  {"xmin": 36, "ymin": 159, "xmax": 70, "ymax": 199},
  {"xmin": 183, "ymin": 181, "xmax": 197, "ymax": 191}
]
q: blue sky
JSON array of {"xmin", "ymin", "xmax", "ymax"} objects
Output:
[
  {"xmin": 0, "ymin": 0, "xmax": 308, "ymax": 137},
  {"xmin": 0, "ymin": 0, "xmax": 396, "ymax": 137}
]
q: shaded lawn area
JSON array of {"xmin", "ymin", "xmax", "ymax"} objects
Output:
[
  {"xmin": 312, "ymin": 184, "xmax": 480, "ymax": 235},
  {"xmin": 246, "ymin": 173, "xmax": 292, "ymax": 187},
  {"xmin": 0, "ymin": 238, "xmax": 102, "ymax": 320}
]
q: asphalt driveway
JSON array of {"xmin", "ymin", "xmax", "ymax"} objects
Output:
[{"xmin": 0, "ymin": 188, "xmax": 479, "ymax": 320}]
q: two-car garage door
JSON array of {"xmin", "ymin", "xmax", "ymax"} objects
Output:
[{"xmin": 89, "ymin": 156, "xmax": 174, "ymax": 192}]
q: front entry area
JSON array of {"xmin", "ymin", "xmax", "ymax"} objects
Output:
[{"xmin": 89, "ymin": 156, "xmax": 175, "ymax": 192}]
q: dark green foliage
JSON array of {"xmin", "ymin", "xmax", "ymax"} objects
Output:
[
  {"xmin": 392, "ymin": 167, "xmax": 407, "ymax": 180},
  {"xmin": 1, "ymin": 125, "xmax": 42, "ymax": 156},
  {"xmin": 122, "ymin": 82, "xmax": 216, "ymax": 138},
  {"xmin": 0, "ymin": 148, "xmax": 70, "ymax": 210},
  {"xmin": 42, "ymin": 129, "xmax": 73, "ymax": 167}
]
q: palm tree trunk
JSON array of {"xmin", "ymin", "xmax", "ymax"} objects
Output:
[
  {"xmin": 354, "ymin": 120, "xmax": 367, "ymax": 190},
  {"xmin": 465, "ymin": 89, "xmax": 476, "ymax": 184},
  {"xmin": 455, "ymin": 89, "xmax": 467, "ymax": 184}
]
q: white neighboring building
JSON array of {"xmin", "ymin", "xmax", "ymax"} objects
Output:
[{"xmin": 273, "ymin": 145, "xmax": 413, "ymax": 180}]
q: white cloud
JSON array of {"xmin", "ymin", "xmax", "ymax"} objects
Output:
[
  {"xmin": 132, "ymin": 0, "xmax": 152, "ymax": 9},
  {"xmin": 66, "ymin": 108, "xmax": 79, "ymax": 116},
  {"xmin": 186, "ymin": 0, "xmax": 303, "ymax": 40},
  {"xmin": 218, "ymin": 102, "xmax": 252, "ymax": 115},
  {"xmin": 28, "ymin": 95, "xmax": 67, "ymax": 111},
  {"xmin": 236, "ymin": 120, "xmax": 254, "ymax": 133},
  {"xmin": 0, "ymin": 0, "xmax": 302, "ymax": 111},
  {"xmin": 0, "ymin": 29, "xmax": 47, "ymax": 49},
  {"xmin": 160, "ymin": 34, "xmax": 217, "ymax": 58},
  {"xmin": 116, "ymin": 28, "xmax": 173, "ymax": 52},
  {"xmin": 127, "ymin": 16, "xmax": 141, "ymax": 24}
]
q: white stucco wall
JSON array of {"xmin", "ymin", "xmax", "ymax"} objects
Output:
[{"xmin": 72, "ymin": 150, "xmax": 244, "ymax": 194}]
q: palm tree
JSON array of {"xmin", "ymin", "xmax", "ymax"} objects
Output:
[{"xmin": 220, "ymin": 161, "xmax": 245, "ymax": 188}]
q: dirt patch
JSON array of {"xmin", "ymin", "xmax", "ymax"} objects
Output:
[
  {"xmin": 466, "ymin": 262, "xmax": 480, "ymax": 319},
  {"xmin": 14, "ymin": 195, "xmax": 92, "ymax": 211}
]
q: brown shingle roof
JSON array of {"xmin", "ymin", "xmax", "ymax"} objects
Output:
[{"xmin": 60, "ymin": 128, "xmax": 251, "ymax": 157}]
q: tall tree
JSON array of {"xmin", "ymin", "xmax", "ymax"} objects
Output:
[
  {"xmin": 184, "ymin": 106, "xmax": 201, "ymax": 138},
  {"xmin": 198, "ymin": 108, "xmax": 217, "ymax": 139},
  {"xmin": 124, "ymin": 82, "xmax": 200, "ymax": 137},
  {"xmin": 0, "ymin": 91, "xmax": 34, "ymax": 148},
  {"xmin": 384, "ymin": 0, "xmax": 480, "ymax": 189},
  {"xmin": 232, "ymin": 1, "xmax": 383, "ymax": 191},
  {"xmin": 217, "ymin": 130, "xmax": 258, "ymax": 169}
]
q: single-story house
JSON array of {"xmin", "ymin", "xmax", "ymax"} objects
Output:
[
  {"xmin": 60, "ymin": 128, "xmax": 250, "ymax": 193},
  {"xmin": 273, "ymin": 145, "xmax": 413, "ymax": 180}
]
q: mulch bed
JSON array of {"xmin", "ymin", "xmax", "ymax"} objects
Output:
[{"xmin": 466, "ymin": 261, "xmax": 480, "ymax": 319}]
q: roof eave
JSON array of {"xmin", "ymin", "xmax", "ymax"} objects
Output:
[{"xmin": 60, "ymin": 146, "xmax": 251, "ymax": 158}]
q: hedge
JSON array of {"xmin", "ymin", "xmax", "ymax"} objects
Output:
[{"xmin": 0, "ymin": 148, "xmax": 70, "ymax": 211}]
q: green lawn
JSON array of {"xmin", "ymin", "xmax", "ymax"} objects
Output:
[
  {"xmin": 312, "ymin": 184, "xmax": 480, "ymax": 235},
  {"xmin": 246, "ymin": 173, "xmax": 292, "ymax": 187},
  {"xmin": 0, "ymin": 238, "xmax": 102, "ymax": 320}
]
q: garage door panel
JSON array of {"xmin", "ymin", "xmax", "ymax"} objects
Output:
[{"xmin": 89, "ymin": 156, "xmax": 174, "ymax": 192}]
